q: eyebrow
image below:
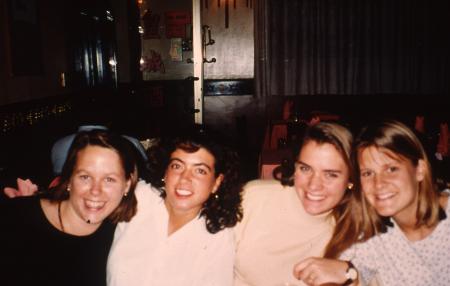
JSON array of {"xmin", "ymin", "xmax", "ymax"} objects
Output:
[
  {"xmin": 296, "ymin": 160, "xmax": 343, "ymax": 174},
  {"xmin": 169, "ymin": 158, "xmax": 213, "ymax": 172}
]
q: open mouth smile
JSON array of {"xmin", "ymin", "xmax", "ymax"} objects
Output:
[{"xmin": 305, "ymin": 192, "xmax": 326, "ymax": 201}]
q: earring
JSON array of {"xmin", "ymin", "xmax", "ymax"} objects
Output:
[
  {"xmin": 67, "ymin": 185, "xmax": 71, "ymax": 192},
  {"xmin": 124, "ymin": 192, "xmax": 128, "ymax": 197},
  {"xmin": 161, "ymin": 178, "xmax": 165, "ymax": 183},
  {"xmin": 214, "ymin": 193, "xmax": 219, "ymax": 199},
  {"xmin": 347, "ymin": 183, "xmax": 354, "ymax": 190}
]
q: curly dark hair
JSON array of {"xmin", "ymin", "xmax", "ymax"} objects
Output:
[{"xmin": 145, "ymin": 126, "xmax": 243, "ymax": 234}]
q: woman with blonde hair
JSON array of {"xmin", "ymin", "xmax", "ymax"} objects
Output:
[{"xmin": 294, "ymin": 120, "xmax": 450, "ymax": 286}]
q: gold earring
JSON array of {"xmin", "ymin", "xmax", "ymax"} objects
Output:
[{"xmin": 347, "ymin": 183, "xmax": 354, "ymax": 190}]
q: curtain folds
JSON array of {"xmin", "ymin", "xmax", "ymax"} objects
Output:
[{"xmin": 255, "ymin": 0, "xmax": 450, "ymax": 97}]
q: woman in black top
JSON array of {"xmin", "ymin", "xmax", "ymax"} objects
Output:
[{"xmin": 0, "ymin": 130, "xmax": 139, "ymax": 286}]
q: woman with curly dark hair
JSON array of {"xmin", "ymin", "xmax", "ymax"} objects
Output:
[{"xmin": 107, "ymin": 126, "xmax": 243, "ymax": 286}]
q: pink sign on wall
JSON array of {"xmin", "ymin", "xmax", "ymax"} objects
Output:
[{"xmin": 165, "ymin": 11, "xmax": 191, "ymax": 38}]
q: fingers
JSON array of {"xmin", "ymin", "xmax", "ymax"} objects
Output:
[
  {"xmin": 295, "ymin": 258, "xmax": 350, "ymax": 286},
  {"xmin": 293, "ymin": 258, "xmax": 316, "ymax": 284},
  {"xmin": 293, "ymin": 257, "xmax": 312, "ymax": 273},
  {"xmin": 4, "ymin": 178, "xmax": 38, "ymax": 198},
  {"xmin": 4, "ymin": 187, "xmax": 19, "ymax": 198},
  {"xmin": 17, "ymin": 178, "xmax": 38, "ymax": 196}
]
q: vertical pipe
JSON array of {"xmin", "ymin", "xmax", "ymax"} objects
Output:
[
  {"xmin": 192, "ymin": 0, "xmax": 203, "ymax": 124},
  {"xmin": 225, "ymin": 0, "xmax": 229, "ymax": 28}
]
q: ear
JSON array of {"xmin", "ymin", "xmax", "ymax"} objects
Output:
[
  {"xmin": 212, "ymin": 174, "xmax": 224, "ymax": 194},
  {"xmin": 415, "ymin": 159, "xmax": 426, "ymax": 182},
  {"xmin": 124, "ymin": 174, "xmax": 133, "ymax": 195}
]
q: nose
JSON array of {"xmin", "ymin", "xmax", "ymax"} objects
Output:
[
  {"xmin": 180, "ymin": 169, "xmax": 193, "ymax": 181},
  {"xmin": 374, "ymin": 173, "xmax": 386, "ymax": 190},
  {"xmin": 307, "ymin": 172, "xmax": 322, "ymax": 191},
  {"xmin": 89, "ymin": 180, "xmax": 102, "ymax": 195}
]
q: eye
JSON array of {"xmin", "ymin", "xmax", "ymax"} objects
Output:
[
  {"xmin": 387, "ymin": 166, "xmax": 399, "ymax": 173},
  {"xmin": 105, "ymin": 177, "xmax": 116, "ymax": 183},
  {"xmin": 169, "ymin": 162, "xmax": 182, "ymax": 170},
  {"xmin": 324, "ymin": 172, "xmax": 339, "ymax": 179},
  {"xmin": 195, "ymin": 167, "xmax": 208, "ymax": 175},
  {"xmin": 296, "ymin": 164, "xmax": 310, "ymax": 173},
  {"xmin": 79, "ymin": 174, "xmax": 89, "ymax": 180},
  {"xmin": 360, "ymin": 170, "xmax": 373, "ymax": 178}
]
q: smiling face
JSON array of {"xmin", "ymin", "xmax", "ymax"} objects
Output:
[
  {"xmin": 163, "ymin": 147, "xmax": 223, "ymax": 218},
  {"xmin": 358, "ymin": 146, "xmax": 425, "ymax": 223},
  {"xmin": 66, "ymin": 145, "xmax": 131, "ymax": 228},
  {"xmin": 294, "ymin": 141, "xmax": 350, "ymax": 215}
]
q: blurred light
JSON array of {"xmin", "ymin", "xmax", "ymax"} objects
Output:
[
  {"xmin": 109, "ymin": 59, "xmax": 117, "ymax": 66},
  {"xmin": 106, "ymin": 10, "xmax": 114, "ymax": 21}
]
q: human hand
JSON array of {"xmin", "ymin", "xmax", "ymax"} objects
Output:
[
  {"xmin": 293, "ymin": 257, "xmax": 349, "ymax": 286},
  {"xmin": 3, "ymin": 178, "xmax": 38, "ymax": 198}
]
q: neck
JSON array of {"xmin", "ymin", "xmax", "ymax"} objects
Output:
[
  {"xmin": 397, "ymin": 222, "xmax": 435, "ymax": 242},
  {"xmin": 165, "ymin": 202, "xmax": 200, "ymax": 236},
  {"xmin": 57, "ymin": 201, "xmax": 100, "ymax": 236}
]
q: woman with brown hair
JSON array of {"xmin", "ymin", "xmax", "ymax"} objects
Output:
[
  {"xmin": 234, "ymin": 122, "xmax": 363, "ymax": 286},
  {"xmin": 0, "ymin": 130, "xmax": 139, "ymax": 286}
]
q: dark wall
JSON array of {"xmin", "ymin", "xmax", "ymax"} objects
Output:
[{"xmin": 0, "ymin": 0, "xmax": 68, "ymax": 106}]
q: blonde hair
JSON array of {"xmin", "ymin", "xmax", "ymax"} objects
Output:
[{"xmin": 355, "ymin": 120, "xmax": 440, "ymax": 238}]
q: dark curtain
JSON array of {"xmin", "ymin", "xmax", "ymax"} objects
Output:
[{"xmin": 255, "ymin": 0, "xmax": 450, "ymax": 97}]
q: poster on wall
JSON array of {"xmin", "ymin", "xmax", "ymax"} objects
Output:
[
  {"xmin": 169, "ymin": 38, "xmax": 183, "ymax": 61},
  {"xmin": 7, "ymin": 0, "xmax": 43, "ymax": 76},
  {"xmin": 165, "ymin": 11, "xmax": 191, "ymax": 38}
]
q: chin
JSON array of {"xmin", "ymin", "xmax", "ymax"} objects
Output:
[
  {"xmin": 376, "ymin": 209, "xmax": 395, "ymax": 218},
  {"xmin": 304, "ymin": 205, "xmax": 326, "ymax": 216}
]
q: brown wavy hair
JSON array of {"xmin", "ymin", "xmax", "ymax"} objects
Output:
[{"xmin": 145, "ymin": 127, "xmax": 244, "ymax": 234}]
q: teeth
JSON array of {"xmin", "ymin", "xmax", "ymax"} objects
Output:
[
  {"xmin": 176, "ymin": 189, "xmax": 193, "ymax": 196},
  {"xmin": 305, "ymin": 192, "xmax": 325, "ymax": 201},
  {"xmin": 376, "ymin": 193, "xmax": 395, "ymax": 200},
  {"xmin": 85, "ymin": 200, "xmax": 105, "ymax": 209}
]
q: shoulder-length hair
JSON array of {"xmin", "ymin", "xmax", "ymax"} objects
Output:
[
  {"xmin": 279, "ymin": 122, "xmax": 363, "ymax": 258},
  {"xmin": 146, "ymin": 127, "xmax": 243, "ymax": 234},
  {"xmin": 354, "ymin": 120, "xmax": 440, "ymax": 237},
  {"xmin": 48, "ymin": 130, "xmax": 139, "ymax": 223}
]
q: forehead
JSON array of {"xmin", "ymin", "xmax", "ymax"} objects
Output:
[
  {"xmin": 75, "ymin": 146, "xmax": 122, "ymax": 169},
  {"xmin": 170, "ymin": 147, "xmax": 216, "ymax": 166},
  {"xmin": 298, "ymin": 141, "xmax": 348, "ymax": 171},
  {"xmin": 358, "ymin": 146, "xmax": 403, "ymax": 167}
]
